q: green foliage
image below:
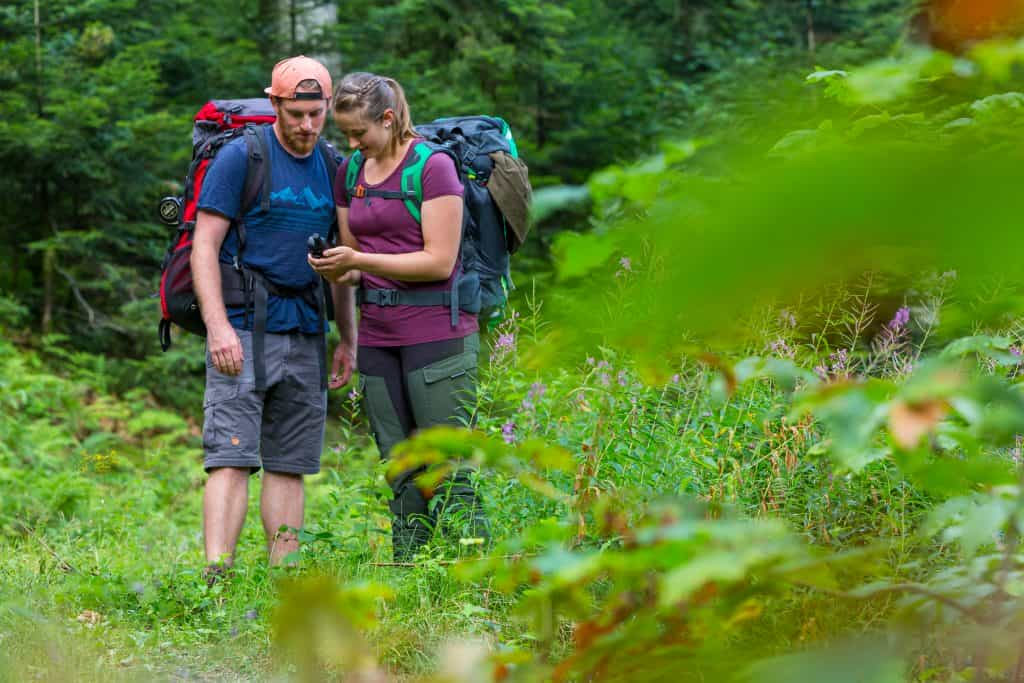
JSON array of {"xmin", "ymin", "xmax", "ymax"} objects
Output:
[
  {"xmin": 15, "ymin": 3, "xmax": 1024, "ymax": 682},
  {"xmin": 0, "ymin": 0, "xmax": 270, "ymax": 357},
  {"xmin": 543, "ymin": 42, "xmax": 1024, "ymax": 384},
  {"xmin": 0, "ymin": 0, "xmax": 915, "ymax": 354},
  {"xmin": 0, "ymin": 335, "xmax": 197, "ymax": 535}
]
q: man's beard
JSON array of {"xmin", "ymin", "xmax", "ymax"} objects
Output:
[{"xmin": 283, "ymin": 128, "xmax": 317, "ymax": 155}]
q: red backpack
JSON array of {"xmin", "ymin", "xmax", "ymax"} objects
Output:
[{"xmin": 156, "ymin": 99, "xmax": 338, "ymax": 352}]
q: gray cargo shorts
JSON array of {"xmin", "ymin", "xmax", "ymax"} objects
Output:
[{"xmin": 202, "ymin": 329, "xmax": 326, "ymax": 475}]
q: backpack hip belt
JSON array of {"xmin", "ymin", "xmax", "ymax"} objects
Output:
[
  {"xmin": 356, "ymin": 285, "xmax": 460, "ymax": 327},
  {"xmin": 223, "ymin": 263, "xmax": 321, "ymax": 309},
  {"xmin": 229, "ymin": 264, "xmax": 327, "ymax": 392}
]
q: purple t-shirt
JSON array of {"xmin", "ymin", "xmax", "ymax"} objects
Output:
[{"xmin": 334, "ymin": 140, "xmax": 478, "ymax": 346}]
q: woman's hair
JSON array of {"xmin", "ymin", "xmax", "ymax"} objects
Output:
[{"xmin": 333, "ymin": 72, "xmax": 417, "ymax": 152}]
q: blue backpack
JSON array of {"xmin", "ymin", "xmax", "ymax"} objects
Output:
[{"xmin": 343, "ymin": 115, "xmax": 530, "ymax": 328}]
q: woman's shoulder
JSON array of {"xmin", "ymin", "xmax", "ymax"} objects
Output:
[
  {"xmin": 334, "ymin": 152, "xmax": 357, "ymax": 184},
  {"xmin": 420, "ymin": 144, "xmax": 457, "ymax": 173},
  {"xmin": 419, "ymin": 145, "xmax": 463, "ymax": 199}
]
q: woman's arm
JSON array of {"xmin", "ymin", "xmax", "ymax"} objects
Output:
[
  {"xmin": 309, "ymin": 206, "xmax": 361, "ymax": 284},
  {"xmin": 311, "ymin": 195, "xmax": 463, "ymax": 283}
]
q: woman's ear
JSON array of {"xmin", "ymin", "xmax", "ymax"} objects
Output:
[{"xmin": 382, "ymin": 109, "xmax": 395, "ymax": 129}]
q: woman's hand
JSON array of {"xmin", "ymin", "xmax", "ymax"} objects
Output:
[{"xmin": 309, "ymin": 246, "xmax": 362, "ymax": 283}]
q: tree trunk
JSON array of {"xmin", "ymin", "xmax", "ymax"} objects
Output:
[{"xmin": 806, "ymin": 0, "xmax": 817, "ymax": 56}]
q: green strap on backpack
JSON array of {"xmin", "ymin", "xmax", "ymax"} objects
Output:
[{"xmin": 344, "ymin": 142, "xmax": 433, "ymax": 221}]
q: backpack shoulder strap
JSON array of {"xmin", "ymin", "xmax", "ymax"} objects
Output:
[
  {"xmin": 318, "ymin": 137, "xmax": 341, "ymax": 180},
  {"xmin": 344, "ymin": 150, "xmax": 364, "ymax": 204},
  {"xmin": 316, "ymin": 137, "xmax": 342, "ymax": 243},
  {"xmin": 238, "ymin": 124, "xmax": 272, "ymax": 256},
  {"xmin": 254, "ymin": 124, "xmax": 272, "ymax": 213},
  {"xmin": 400, "ymin": 141, "xmax": 458, "ymax": 224}
]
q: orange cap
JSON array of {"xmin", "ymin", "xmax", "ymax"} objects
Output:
[{"xmin": 264, "ymin": 56, "xmax": 333, "ymax": 100}]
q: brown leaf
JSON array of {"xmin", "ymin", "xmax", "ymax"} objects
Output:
[
  {"xmin": 76, "ymin": 610, "xmax": 102, "ymax": 627},
  {"xmin": 889, "ymin": 399, "xmax": 948, "ymax": 449}
]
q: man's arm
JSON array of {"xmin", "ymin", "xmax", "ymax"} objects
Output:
[
  {"xmin": 192, "ymin": 210, "xmax": 243, "ymax": 376},
  {"xmin": 329, "ymin": 282, "xmax": 356, "ymax": 389},
  {"xmin": 327, "ymin": 206, "xmax": 358, "ymax": 389}
]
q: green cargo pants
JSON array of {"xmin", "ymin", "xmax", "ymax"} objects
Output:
[{"xmin": 358, "ymin": 334, "xmax": 488, "ymax": 560}]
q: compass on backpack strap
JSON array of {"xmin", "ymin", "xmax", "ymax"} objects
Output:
[{"xmin": 158, "ymin": 196, "xmax": 183, "ymax": 227}]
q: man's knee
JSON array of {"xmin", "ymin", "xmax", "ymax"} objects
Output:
[
  {"xmin": 264, "ymin": 469, "xmax": 302, "ymax": 478},
  {"xmin": 262, "ymin": 470, "xmax": 304, "ymax": 484},
  {"xmin": 206, "ymin": 466, "xmax": 252, "ymax": 482}
]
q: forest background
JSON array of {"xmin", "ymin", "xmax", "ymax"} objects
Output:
[{"xmin": 7, "ymin": 1, "xmax": 1024, "ymax": 681}]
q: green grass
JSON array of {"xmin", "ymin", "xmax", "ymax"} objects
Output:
[
  {"xmin": 0, "ymin": 306, "xmax": 929, "ymax": 681},
  {"xmin": 0, "ymin": 355, "xmax": 539, "ymax": 680}
]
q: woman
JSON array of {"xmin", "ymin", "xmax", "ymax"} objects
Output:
[{"xmin": 310, "ymin": 72, "xmax": 487, "ymax": 561}]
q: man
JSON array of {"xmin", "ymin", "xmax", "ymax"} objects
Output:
[{"xmin": 191, "ymin": 55, "xmax": 356, "ymax": 577}]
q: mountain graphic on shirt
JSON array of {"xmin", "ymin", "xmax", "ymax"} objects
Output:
[{"xmin": 270, "ymin": 186, "xmax": 333, "ymax": 213}]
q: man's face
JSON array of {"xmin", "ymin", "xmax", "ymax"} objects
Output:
[{"xmin": 273, "ymin": 91, "xmax": 327, "ymax": 156}]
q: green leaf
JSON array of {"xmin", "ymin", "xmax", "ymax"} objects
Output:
[
  {"xmin": 659, "ymin": 138, "xmax": 705, "ymax": 165},
  {"xmin": 743, "ymin": 639, "xmax": 905, "ymax": 683},
  {"xmin": 811, "ymin": 386, "xmax": 891, "ymax": 473},
  {"xmin": 732, "ymin": 356, "xmax": 819, "ymax": 393},
  {"xmin": 844, "ymin": 49, "xmax": 953, "ymax": 106},
  {"xmin": 806, "ymin": 69, "xmax": 849, "ymax": 83},
  {"xmin": 941, "ymin": 335, "xmax": 1018, "ymax": 366},
  {"xmin": 551, "ymin": 230, "xmax": 620, "ymax": 281},
  {"xmin": 659, "ymin": 551, "xmax": 750, "ymax": 606},
  {"xmin": 530, "ymin": 185, "xmax": 590, "ymax": 224},
  {"xmin": 969, "ymin": 39, "xmax": 1024, "ymax": 82},
  {"xmin": 953, "ymin": 497, "xmax": 1013, "ymax": 557}
]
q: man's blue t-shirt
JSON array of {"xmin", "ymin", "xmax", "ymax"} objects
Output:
[{"xmin": 197, "ymin": 127, "xmax": 334, "ymax": 334}]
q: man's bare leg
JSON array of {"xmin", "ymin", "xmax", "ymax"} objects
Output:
[
  {"xmin": 261, "ymin": 471, "xmax": 304, "ymax": 565},
  {"xmin": 203, "ymin": 466, "xmax": 251, "ymax": 566}
]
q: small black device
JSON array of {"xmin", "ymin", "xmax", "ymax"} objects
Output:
[
  {"xmin": 158, "ymin": 196, "xmax": 183, "ymax": 227},
  {"xmin": 307, "ymin": 234, "xmax": 327, "ymax": 257}
]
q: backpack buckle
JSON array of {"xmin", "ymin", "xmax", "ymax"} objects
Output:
[
  {"xmin": 354, "ymin": 184, "xmax": 366, "ymax": 199},
  {"xmin": 377, "ymin": 289, "xmax": 398, "ymax": 306}
]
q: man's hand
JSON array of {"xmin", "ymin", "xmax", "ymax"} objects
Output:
[
  {"xmin": 309, "ymin": 246, "xmax": 361, "ymax": 283},
  {"xmin": 207, "ymin": 322, "xmax": 244, "ymax": 376},
  {"xmin": 332, "ymin": 269, "xmax": 362, "ymax": 286},
  {"xmin": 329, "ymin": 341, "xmax": 357, "ymax": 389}
]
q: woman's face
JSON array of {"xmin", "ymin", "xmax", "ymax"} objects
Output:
[{"xmin": 334, "ymin": 108, "xmax": 393, "ymax": 159}]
